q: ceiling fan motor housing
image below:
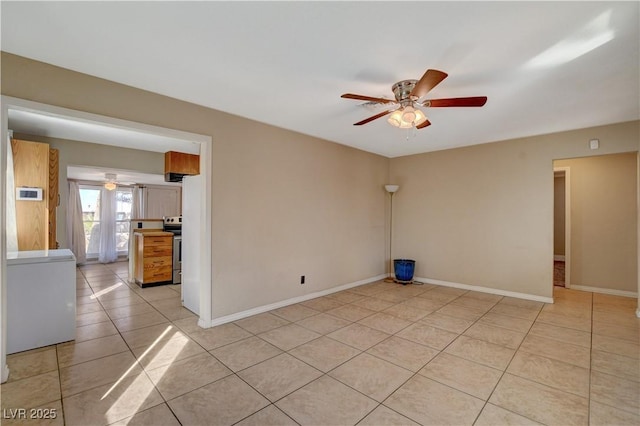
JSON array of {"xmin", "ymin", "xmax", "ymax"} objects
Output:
[{"xmin": 392, "ymin": 80, "xmax": 418, "ymax": 102}]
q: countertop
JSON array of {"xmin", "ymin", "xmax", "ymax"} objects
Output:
[
  {"xmin": 7, "ymin": 249, "xmax": 76, "ymax": 265},
  {"xmin": 133, "ymin": 231, "xmax": 174, "ymax": 237}
]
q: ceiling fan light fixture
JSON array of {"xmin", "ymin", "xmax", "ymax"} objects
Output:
[
  {"xmin": 387, "ymin": 106, "xmax": 427, "ymax": 129},
  {"xmin": 387, "ymin": 110, "xmax": 404, "ymax": 127},
  {"xmin": 104, "ymin": 173, "xmax": 117, "ymax": 191}
]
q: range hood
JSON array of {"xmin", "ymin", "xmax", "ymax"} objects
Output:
[{"xmin": 165, "ymin": 151, "xmax": 199, "ymax": 182}]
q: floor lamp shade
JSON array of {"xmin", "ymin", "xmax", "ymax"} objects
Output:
[{"xmin": 385, "ymin": 184, "xmax": 399, "ymax": 193}]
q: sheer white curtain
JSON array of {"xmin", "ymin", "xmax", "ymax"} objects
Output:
[
  {"xmin": 98, "ymin": 186, "xmax": 117, "ymax": 263},
  {"xmin": 67, "ymin": 181, "xmax": 87, "ymax": 263},
  {"xmin": 6, "ymin": 131, "xmax": 18, "ymax": 252}
]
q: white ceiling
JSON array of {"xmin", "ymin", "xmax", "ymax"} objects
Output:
[
  {"xmin": 9, "ymin": 109, "xmax": 200, "ymax": 155},
  {"xmin": 1, "ymin": 2, "xmax": 638, "ymax": 158}
]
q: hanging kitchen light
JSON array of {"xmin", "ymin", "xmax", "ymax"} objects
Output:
[{"xmin": 104, "ymin": 173, "xmax": 117, "ymax": 191}]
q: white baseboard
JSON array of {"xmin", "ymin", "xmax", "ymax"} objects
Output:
[
  {"xmin": 554, "ymin": 255, "xmax": 566, "ymax": 261},
  {"xmin": 199, "ymin": 274, "xmax": 388, "ymax": 328},
  {"xmin": 414, "ymin": 276, "xmax": 555, "ymax": 304},
  {"xmin": 569, "ymin": 285, "xmax": 638, "ymax": 299}
]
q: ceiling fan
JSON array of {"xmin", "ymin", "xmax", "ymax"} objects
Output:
[{"xmin": 341, "ymin": 69, "xmax": 487, "ymax": 129}]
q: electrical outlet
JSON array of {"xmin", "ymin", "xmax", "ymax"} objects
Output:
[{"xmin": 300, "ymin": 275, "xmax": 305, "ymax": 285}]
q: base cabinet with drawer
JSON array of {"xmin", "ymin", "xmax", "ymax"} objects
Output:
[{"xmin": 134, "ymin": 231, "xmax": 173, "ymax": 287}]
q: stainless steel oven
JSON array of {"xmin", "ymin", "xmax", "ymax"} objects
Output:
[{"xmin": 163, "ymin": 216, "xmax": 182, "ymax": 284}]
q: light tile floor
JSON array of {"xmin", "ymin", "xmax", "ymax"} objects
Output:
[{"xmin": 2, "ymin": 261, "xmax": 639, "ymax": 425}]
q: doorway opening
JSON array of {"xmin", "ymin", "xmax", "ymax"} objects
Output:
[{"xmin": 553, "ymin": 167, "xmax": 571, "ymax": 288}]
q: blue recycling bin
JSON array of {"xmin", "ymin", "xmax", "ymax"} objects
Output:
[{"xmin": 394, "ymin": 259, "xmax": 415, "ymax": 283}]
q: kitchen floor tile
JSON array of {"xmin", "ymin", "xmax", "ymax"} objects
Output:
[
  {"xmin": 329, "ymin": 353, "xmax": 412, "ymax": 402},
  {"xmin": 358, "ymin": 404, "xmax": 420, "ymax": 426},
  {"xmin": 590, "ymin": 370, "xmax": 640, "ymax": 414},
  {"xmin": 62, "ymin": 372, "xmax": 162, "ymax": 425},
  {"xmin": 357, "ymin": 311, "xmax": 412, "ymax": 334},
  {"xmin": 234, "ymin": 312, "xmax": 290, "ymax": 334},
  {"xmin": 270, "ymin": 303, "xmax": 319, "ymax": 322},
  {"xmin": 235, "ymin": 405, "xmax": 298, "ymax": 426},
  {"xmin": 463, "ymin": 322, "xmax": 526, "ymax": 349},
  {"xmin": 237, "ymin": 353, "xmax": 322, "ymax": 402},
  {"xmin": 489, "ymin": 373, "xmax": 588, "ymax": 425},
  {"xmin": 326, "ymin": 304, "xmax": 377, "ymax": 322},
  {"xmin": 507, "ymin": 351, "xmax": 590, "ymax": 397},
  {"xmin": 589, "ymin": 400, "xmax": 640, "ymax": 426},
  {"xmin": 299, "ymin": 296, "xmax": 344, "ymax": 312},
  {"xmin": 474, "ymin": 403, "xmax": 542, "ymax": 425},
  {"xmin": 258, "ymin": 323, "xmax": 321, "ymax": 351},
  {"xmin": 477, "ymin": 312, "xmax": 533, "ymax": 333},
  {"xmin": 146, "ymin": 352, "xmax": 232, "ymax": 400},
  {"xmin": 420, "ymin": 311, "xmax": 475, "ymax": 334},
  {"xmin": 0, "ymin": 370, "xmax": 61, "ymax": 410},
  {"xmin": 120, "ymin": 323, "xmax": 180, "ymax": 350},
  {"xmin": 57, "ymin": 334, "xmax": 129, "ymax": 368},
  {"xmin": 75, "ymin": 321, "xmax": 119, "ymax": 343},
  {"xmin": 289, "ymin": 336, "xmax": 360, "ymax": 372},
  {"xmin": 444, "ymin": 335, "xmax": 515, "ymax": 370},
  {"xmin": 382, "ymin": 303, "xmax": 431, "ymax": 321},
  {"xmin": 112, "ymin": 311, "xmax": 170, "ymax": 333},
  {"xmin": 591, "ymin": 349, "xmax": 639, "ymax": 381},
  {"xmin": 275, "ymin": 375, "xmax": 377, "ymax": 425},
  {"xmin": 350, "ymin": 296, "xmax": 396, "ymax": 312},
  {"xmin": 131, "ymin": 333, "xmax": 206, "ymax": 371},
  {"xmin": 6, "ymin": 347, "xmax": 58, "ymax": 382},
  {"xmin": 396, "ymin": 322, "xmax": 459, "ymax": 350},
  {"xmin": 327, "ymin": 323, "xmax": 390, "ymax": 351},
  {"xmin": 384, "ymin": 374, "xmax": 485, "ymax": 425},
  {"xmin": 210, "ymin": 336, "xmax": 282, "ymax": 372},
  {"xmin": 419, "ymin": 352, "xmax": 502, "ymax": 400},
  {"xmin": 367, "ymin": 336, "xmax": 438, "ymax": 372},
  {"xmin": 592, "ymin": 333, "xmax": 639, "ymax": 359},
  {"xmin": 60, "ymin": 351, "xmax": 142, "ymax": 397},
  {"xmin": 189, "ymin": 323, "xmax": 252, "ymax": 351},
  {"xmin": 518, "ymin": 334, "xmax": 590, "ymax": 368},
  {"xmin": 109, "ymin": 403, "xmax": 180, "ymax": 426},
  {"xmin": 168, "ymin": 375, "xmax": 269, "ymax": 426},
  {"xmin": 527, "ymin": 321, "xmax": 591, "ymax": 348},
  {"xmin": 295, "ymin": 312, "xmax": 351, "ymax": 335}
]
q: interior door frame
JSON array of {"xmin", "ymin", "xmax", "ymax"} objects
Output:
[
  {"xmin": 554, "ymin": 166, "xmax": 571, "ymax": 288},
  {"xmin": 0, "ymin": 96, "xmax": 213, "ymax": 383}
]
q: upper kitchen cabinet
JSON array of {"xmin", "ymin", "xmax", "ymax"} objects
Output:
[
  {"xmin": 164, "ymin": 151, "xmax": 199, "ymax": 182},
  {"xmin": 11, "ymin": 139, "xmax": 59, "ymax": 250}
]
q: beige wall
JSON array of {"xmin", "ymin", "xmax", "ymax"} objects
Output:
[
  {"xmin": 1, "ymin": 52, "xmax": 389, "ymax": 318},
  {"xmin": 12, "ymin": 133, "xmax": 165, "ymax": 248},
  {"xmin": 3, "ymin": 52, "xmax": 637, "ymax": 313},
  {"xmin": 555, "ymin": 153, "xmax": 637, "ymax": 292},
  {"xmin": 390, "ymin": 121, "xmax": 639, "ymax": 298}
]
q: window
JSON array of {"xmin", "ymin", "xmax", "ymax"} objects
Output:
[{"xmin": 79, "ymin": 185, "xmax": 133, "ymax": 258}]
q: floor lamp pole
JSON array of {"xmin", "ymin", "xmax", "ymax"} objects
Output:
[{"xmin": 384, "ymin": 185, "xmax": 399, "ymax": 282}]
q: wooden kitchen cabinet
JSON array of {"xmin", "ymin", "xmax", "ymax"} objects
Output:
[{"xmin": 134, "ymin": 231, "xmax": 173, "ymax": 287}]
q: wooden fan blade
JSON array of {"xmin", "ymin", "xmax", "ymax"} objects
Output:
[
  {"xmin": 422, "ymin": 96, "xmax": 488, "ymax": 108},
  {"xmin": 341, "ymin": 93, "xmax": 396, "ymax": 104},
  {"xmin": 354, "ymin": 110, "xmax": 393, "ymax": 126},
  {"xmin": 416, "ymin": 119, "xmax": 432, "ymax": 129},
  {"xmin": 410, "ymin": 69, "xmax": 448, "ymax": 99}
]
